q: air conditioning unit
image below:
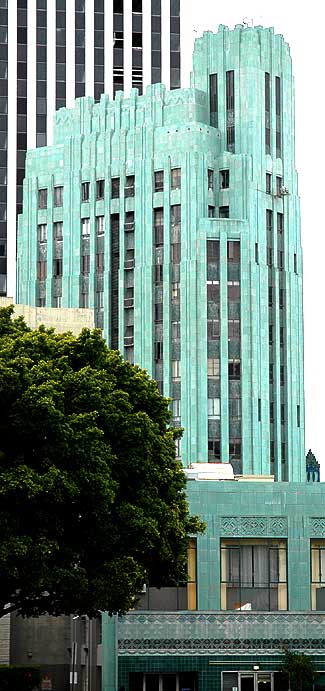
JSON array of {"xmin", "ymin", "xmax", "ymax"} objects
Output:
[{"xmin": 280, "ymin": 186, "xmax": 289, "ymax": 195}]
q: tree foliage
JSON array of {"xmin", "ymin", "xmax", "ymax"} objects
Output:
[
  {"xmin": 280, "ymin": 650, "xmax": 315, "ymax": 691},
  {"xmin": 0, "ymin": 666, "xmax": 40, "ymax": 691},
  {"xmin": 0, "ymin": 306, "xmax": 204, "ymax": 619}
]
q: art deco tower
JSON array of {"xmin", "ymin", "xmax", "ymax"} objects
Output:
[{"xmin": 17, "ymin": 24, "xmax": 304, "ymax": 481}]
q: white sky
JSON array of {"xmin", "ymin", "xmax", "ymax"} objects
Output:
[{"xmin": 191, "ymin": 0, "xmax": 325, "ymax": 472}]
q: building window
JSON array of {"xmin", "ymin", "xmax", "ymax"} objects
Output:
[
  {"xmin": 266, "ymin": 173, "xmax": 271, "ymax": 194},
  {"xmin": 208, "ymin": 206, "xmax": 215, "ymax": 218},
  {"xmin": 227, "ymin": 241, "xmax": 240, "ymax": 263},
  {"xmin": 265, "ymin": 72, "xmax": 271, "ymax": 155},
  {"xmin": 96, "ymin": 216, "xmax": 105, "ymax": 235},
  {"xmin": 154, "ymin": 303, "xmax": 163, "ymax": 322},
  {"xmin": 54, "ymin": 185, "xmax": 63, "ymax": 207},
  {"xmin": 208, "ymin": 357, "xmax": 219, "ymax": 378},
  {"xmin": 227, "ymin": 281, "xmax": 240, "ymax": 301},
  {"xmin": 228, "ymin": 320, "xmax": 240, "ymax": 341},
  {"xmin": 207, "ymin": 280, "xmax": 219, "ymax": 303},
  {"xmin": 207, "ymin": 240, "xmax": 219, "ymax": 263},
  {"xmin": 276, "ymin": 176, "xmax": 283, "ymax": 196},
  {"xmin": 208, "ymin": 169, "xmax": 214, "ymax": 191},
  {"xmin": 255, "ymin": 243, "xmax": 259, "ymax": 263},
  {"xmin": 80, "ymin": 292, "xmax": 89, "ymax": 308},
  {"xmin": 297, "ymin": 404, "xmax": 300, "ymax": 428},
  {"xmin": 53, "ymin": 221, "xmax": 63, "ymax": 240},
  {"xmin": 154, "ymin": 170, "xmax": 164, "ymax": 192},
  {"xmin": 81, "ymin": 254, "xmax": 90, "ymax": 275},
  {"xmin": 221, "ymin": 539, "xmax": 288, "ymax": 611},
  {"xmin": 171, "ymin": 398, "xmax": 181, "ymax": 421},
  {"xmin": 37, "ymin": 260, "xmax": 47, "ymax": 280},
  {"xmin": 311, "ymin": 541, "xmax": 325, "ymax": 610},
  {"xmin": 207, "ymin": 319, "xmax": 220, "ymax": 340},
  {"xmin": 294, "ymin": 252, "xmax": 297, "ymax": 273},
  {"xmin": 208, "ymin": 397, "xmax": 220, "ymax": 419},
  {"xmin": 171, "ymin": 359, "xmax": 180, "ymax": 381},
  {"xmin": 226, "ymin": 70, "xmax": 235, "ymax": 153},
  {"xmin": 171, "ymin": 243, "xmax": 181, "ymax": 264},
  {"xmin": 81, "ymin": 218, "xmax": 90, "ymax": 236},
  {"xmin": 53, "ymin": 258, "xmax": 62, "ymax": 277},
  {"xmin": 266, "ymin": 209, "xmax": 273, "ymax": 233},
  {"xmin": 277, "ymin": 213, "xmax": 284, "ymax": 234},
  {"xmin": 171, "ymin": 282, "xmax": 180, "ymax": 304},
  {"xmin": 228, "ymin": 359, "xmax": 240, "ymax": 380},
  {"xmin": 171, "ymin": 321, "xmax": 180, "ymax": 342},
  {"xmin": 219, "ymin": 206, "xmax": 229, "ymax": 219},
  {"xmin": 171, "ymin": 167, "xmax": 181, "ymax": 190},
  {"xmin": 37, "ymin": 223, "xmax": 47, "ymax": 243},
  {"xmin": 209, "ymin": 73, "xmax": 218, "ymax": 127},
  {"xmin": 38, "ymin": 188, "xmax": 47, "ymax": 209},
  {"xmin": 81, "ymin": 181, "xmax": 90, "ymax": 202},
  {"xmin": 96, "ymin": 252, "xmax": 104, "ymax": 273},
  {"xmin": 154, "ymin": 341, "xmax": 163, "ymax": 361},
  {"xmin": 125, "ymin": 175, "xmax": 135, "ymax": 197},
  {"xmin": 275, "ymin": 76, "xmax": 281, "ymax": 158},
  {"xmin": 111, "ymin": 177, "xmax": 120, "ymax": 199},
  {"xmin": 96, "ymin": 179, "xmax": 105, "ymax": 200},
  {"xmin": 125, "ymin": 211, "xmax": 135, "ymax": 232},
  {"xmin": 220, "ymin": 169, "xmax": 229, "ymax": 189},
  {"xmin": 208, "ymin": 438, "xmax": 220, "ymax": 461}
]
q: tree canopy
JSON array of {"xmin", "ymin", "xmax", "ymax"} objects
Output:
[
  {"xmin": 0, "ymin": 306, "xmax": 204, "ymax": 619},
  {"xmin": 280, "ymin": 650, "xmax": 315, "ymax": 691}
]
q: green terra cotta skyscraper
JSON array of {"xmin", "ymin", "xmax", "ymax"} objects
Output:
[{"xmin": 17, "ymin": 23, "xmax": 325, "ymax": 691}]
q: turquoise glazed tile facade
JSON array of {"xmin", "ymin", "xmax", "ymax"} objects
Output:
[
  {"xmin": 102, "ymin": 482, "xmax": 325, "ymax": 690},
  {"xmin": 17, "ymin": 24, "xmax": 304, "ymax": 481}
]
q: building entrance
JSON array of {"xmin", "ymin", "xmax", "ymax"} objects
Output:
[{"xmin": 223, "ymin": 672, "xmax": 273, "ymax": 691}]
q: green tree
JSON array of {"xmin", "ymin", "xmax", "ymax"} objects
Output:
[
  {"xmin": 0, "ymin": 306, "xmax": 204, "ymax": 619},
  {"xmin": 280, "ymin": 650, "xmax": 315, "ymax": 691}
]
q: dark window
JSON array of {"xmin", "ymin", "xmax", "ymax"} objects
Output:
[
  {"xmin": 258, "ymin": 398, "xmax": 262, "ymax": 422},
  {"xmin": 275, "ymin": 76, "xmax": 281, "ymax": 157},
  {"xmin": 255, "ymin": 243, "xmax": 259, "ymax": 264},
  {"xmin": 266, "ymin": 209, "xmax": 273, "ymax": 233},
  {"xmin": 171, "ymin": 167, "xmax": 181, "ymax": 190},
  {"xmin": 96, "ymin": 252, "xmax": 104, "ymax": 273},
  {"xmin": 125, "ymin": 175, "xmax": 135, "ymax": 197},
  {"xmin": 219, "ymin": 206, "xmax": 229, "ymax": 219},
  {"xmin": 228, "ymin": 359, "xmax": 240, "ymax": 380},
  {"xmin": 276, "ymin": 176, "xmax": 282, "ymax": 196},
  {"xmin": 277, "ymin": 213, "xmax": 284, "ymax": 234},
  {"xmin": 294, "ymin": 252, "xmax": 297, "ymax": 273},
  {"xmin": 266, "ymin": 173, "xmax": 271, "ymax": 194},
  {"xmin": 227, "ymin": 241, "xmax": 240, "ymax": 263},
  {"xmin": 81, "ymin": 181, "xmax": 90, "ymax": 202},
  {"xmin": 207, "ymin": 240, "xmax": 219, "ymax": 263},
  {"xmin": 207, "ymin": 319, "xmax": 219, "ymax": 340},
  {"xmin": 111, "ymin": 177, "xmax": 120, "ymax": 199},
  {"xmin": 208, "ymin": 206, "xmax": 215, "ymax": 218},
  {"xmin": 38, "ymin": 188, "xmax": 47, "ymax": 209},
  {"xmin": 54, "ymin": 185, "xmax": 63, "ymax": 207},
  {"xmin": 154, "ymin": 170, "xmax": 163, "ymax": 192},
  {"xmin": 220, "ymin": 169, "xmax": 229, "ymax": 189},
  {"xmin": 209, "ymin": 73, "xmax": 217, "ymax": 128},
  {"xmin": 96, "ymin": 178, "xmax": 105, "ymax": 200},
  {"xmin": 81, "ymin": 254, "xmax": 90, "ymax": 274},
  {"xmin": 154, "ymin": 303, "xmax": 163, "ymax": 322},
  {"xmin": 208, "ymin": 438, "xmax": 220, "ymax": 461},
  {"xmin": 226, "ymin": 70, "xmax": 235, "ymax": 152},
  {"xmin": 269, "ymin": 325, "xmax": 273, "ymax": 345},
  {"xmin": 53, "ymin": 258, "xmax": 62, "ymax": 277},
  {"xmin": 265, "ymin": 72, "xmax": 271, "ymax": 154},
  {"xmin": 208, "ymin": 168, "xmax": 214, "ymax": 191},
  {"xmin": 37, "ymin": 260, "xmax": 47, "ymax": 280}
]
